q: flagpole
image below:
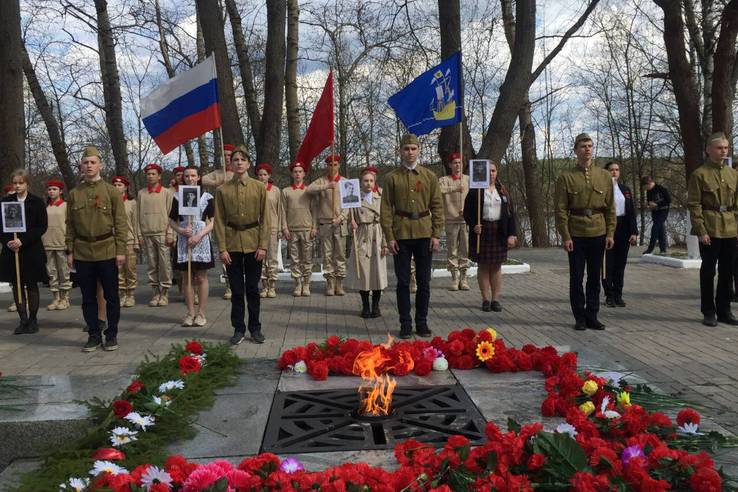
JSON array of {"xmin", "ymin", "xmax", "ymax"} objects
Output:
[{"xmin": 217, "ymin": 127, "xmax": 226, "ymax": 172}]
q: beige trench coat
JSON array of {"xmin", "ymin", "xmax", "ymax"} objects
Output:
[{"xmin": 347, "ymin": 191, "xmax": 387, "ymax": 291}]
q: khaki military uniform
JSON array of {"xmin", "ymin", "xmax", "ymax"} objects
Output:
[
  {"xmin": 306, "ymin": 175, "xmax": 349, "ymax": 295},
  {"xmin": 439, "ymin": 174, "xmax": 470, "ymax": 289},
  {"xmin": 281, "ymin": 184, "xmax": 315, "ymax": 295},
  {"xmin": 43, "ymin": 201, "xmax": 72, "ymax": 294},
  {"xmin": 554, "ymin": 164, "xmax": 615, "ymax": 325},
  {"xmin": 348, "ymin": 191, "xmax": 387, "ymax": 291},
  {"xmin": 687, "ymin": 159, "xmax": 738, "ymax": 318},
  {"xmin": 137, "ymin": 185, "xmax": 174, "ymax": 304},
  {"xmin": 118, "ymin": 198, "xmax": 139, "ymax": 306},
  {"xmin": 214, "ymin": 173, "xmax": 270, "ymax": 337},
  {"xmin": 260, "ymin": 183, "xmax": 282, "ymax": 297}
]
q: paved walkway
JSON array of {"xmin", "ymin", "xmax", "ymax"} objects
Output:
[{"xmin": 1, "ymin": 247, "xmax": 737, "ymax": 435}]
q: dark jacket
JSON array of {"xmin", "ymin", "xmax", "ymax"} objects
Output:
[
  {"xmin": 647, "ymin": 183, "xmax": 671, "ymax": 212},
  {"xmin": 616, "ymin": 183, "xmax": 639, "ymax": 236},
  {"xmin": 463, "ymin": 182, "xmax": 517, "ymax": 242},
  {"xmin": 0, "ymin": 192, "xmax": 49, "ymax": 284}
]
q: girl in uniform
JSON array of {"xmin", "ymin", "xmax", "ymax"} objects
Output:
[
  {"xmin": 112, "ymin": 176, "xmax": 140, "ymax": 307},
  {"xmin": 43, "ymin": 179, "xmax": 71, "ymax": 310}
]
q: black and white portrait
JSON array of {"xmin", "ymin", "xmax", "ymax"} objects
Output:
[
  {"xmin": 723, "ymin": 157, "xmax": 733, "ymax": 168},
  {"xmin": 2, "ymin": 202, "xmax": 26, "ymax": 233},
  {"xmin": 179, "ymin": 185, "xmax": 200, "ymax": 216},
  {"xmin": 469, "ymin": 159, "xmax": 491, "ymax": 189},
  {"xmin": 339, "ymin": 178, "xmax": 361, "ymax": 209}
]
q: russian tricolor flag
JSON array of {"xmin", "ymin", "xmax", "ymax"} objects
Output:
[{"xmin": 142, "ymin": 55, "xmax": 221, "ymax": 155}]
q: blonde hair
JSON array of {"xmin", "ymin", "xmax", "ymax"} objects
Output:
[{"xmin": 10, "ymin": 169, "xmax": 31, "ymax": 184}]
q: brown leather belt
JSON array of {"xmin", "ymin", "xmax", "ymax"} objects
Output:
[
  {"xmin": 77, "ymin": 232, "xmax": 113, "ymax": 242},
  {"xmin": 396, "ymin": 210, "xmax": 430, "ymax": 220},
  {"xmin": 702, "ymin": 205, "xmax": 736, "ymax": 212},
  {"xmin": 227, "ymin": 221, "xmax": 259, "ymax": 231},
  {"xmin": 569, "ymin": 208, "xmax": 606, "ymax": 217}
]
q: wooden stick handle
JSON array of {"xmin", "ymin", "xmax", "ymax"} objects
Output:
[
  {"xmin": 13, "ymin": 233, "xmax": 21, "ymax": 301},
  {"xmin": 187, "ymin": 217, "xmax": 192, "ymax": 289},
  {"xmin": 476, "ymin": 191, "xmax": 481, "ymax": 254}
]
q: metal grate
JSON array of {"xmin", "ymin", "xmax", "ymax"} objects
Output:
[{"xmin": 261, "ymin": 384, "xmax": 487, "ymax": 454}]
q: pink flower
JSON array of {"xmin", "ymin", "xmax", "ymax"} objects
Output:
[{"xmin": 182, "ymin": 461, "xmax": 232, "ymax": 491}]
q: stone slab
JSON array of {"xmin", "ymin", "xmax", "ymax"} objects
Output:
[
  {"xmin": 277, "ymin": 370, "xmax": 457, "ymax": 392},
  {"xmin": 641, "ymin": 254, "xmax": 701, "ymax": 268}
]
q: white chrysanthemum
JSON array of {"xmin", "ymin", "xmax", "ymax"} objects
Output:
[
  {"xmin": 600, "ymin": 396, "xmax": 621, "ymax": 419},
  {"xmin": 678, "ymin": 422, "xmax": 702, "ymax": 435},
  {"xmin": 293, "ymin": 360, "xmax": 307, "ymax": 374},
  {"xmin": 124, "ymin": 411, "xmax": 155, "ymax": 431},
  {"xmin": 152, "ymin": 395, "xmax": 171, "ymax": 407},
  {"xmin": 89, "ymin": 460, "xmax": 128, "ymax": 477},
  {"xmin": 555, "ymin": 423, "xmax": 578, "ymax": 438},
  {"xmin": 59, "ymin": 477, "xmax": 89, "ymax": 491},
  {"xmin": 109, "ymin": 426, "xmax": 138, "ymax": 447},
  {"xmin": 140, "ymin": 466, "xmax": 173, "ymax": 488},
  {"xmin": 158, "ymin": 380, "xmax": 185, "ymax": 393}
]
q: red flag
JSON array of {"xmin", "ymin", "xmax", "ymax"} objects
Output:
[{"xmin": 295, "ymin": 71, "xmax": 334, "ymax": 172}]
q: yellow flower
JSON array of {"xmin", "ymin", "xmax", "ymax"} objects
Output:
[
  {"xmin": 617, "ymin": 391, "xmax": 631, "ymax": 407},
  {"xmin": 484, "ymin": 327, "xmax": 497, "ymax": 341},
  {"xmin": 581, "ymin": 380, "xmax": 599, "ymax": 396},
  {"xmin": 579, "ymin": 401, "xmax": 595, "ymax": 416},
  {"xmin": 475, "ymin": 341, "xmax": 495, "ymax": 362}
]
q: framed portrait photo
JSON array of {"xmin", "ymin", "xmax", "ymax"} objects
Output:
[
  {"xmin": 723, "ymin": 156, "xmax": 733, "ymax": 168},
  {"xmin": 2, "ymin": 201, "xmax": 26, "ymax": 233},
  {"xmin": 179, "ymin": 185, "xmax": 200, "ymax": 216},
  {"xmin": 339, "ymin": 178, "xmax": 361, "ymax": 209},
  {"xmin": 469, "ymin": 159, "xmax": 490, "ymax": 189}
]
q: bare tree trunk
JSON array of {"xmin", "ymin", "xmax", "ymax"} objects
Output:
[
  {"xmin": 653, "ymin": 0, "xmax": 704, "ymax": 178},
  {"xmin": 196, "ymin": 17, "xmax": 209, "ymax": 169},
  {"xmin": 195, "ymin": 0, "xmax": 244, "ymax": 147},
  {"xmin": 285, "ymin": 0, "xmax": 300, "ymax": 163},
  {"xmin": 154, "ymin": 0, "xmax": 196, "ymax": 168},
  {"xmin": 337, "ymin": 70, "xmax": 348, "ymax": 168},
  {"xmin": 476, "ymin": 0, "xmax": 536, "ymax": 162},
  {"xmin": 22, "ymin": 47, "xmax": 74, "ymax": 187},
  {"xmin": 0, "ymin": 0, "xmax": 23, "ymax": 184},
  {"xmin": 437, "ymin": 0, "xmax": 473, "ymax": 168},
  {"xmin": 256, "ymin": 0, "xmax": 286, "ymax": 165},
  {"xmin": 518, "ymin": 98, "xmax": 548, "ymax": 246},
  {"xmin": 224, "ymin": 0, "xmax": 261, "ymax": 145},
  {"xmin": 94, "ymin": 0, "xmax": 129, "ymax": 177},
  {"xmin": 711, "ymin": 0, "xmax": 738, "ymax": 139}
]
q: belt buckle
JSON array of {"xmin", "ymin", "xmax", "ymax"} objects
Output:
[
  {"xmin": 720, "ymin": 205, "xmax": 728, "ymax": 212},
  {"xmin": 410, "ymin": 211, "xmax": 419, "ymax": 220},
  {"xmin": 584, "ymin": 208, "xmax": 592, "ymax": 217}
]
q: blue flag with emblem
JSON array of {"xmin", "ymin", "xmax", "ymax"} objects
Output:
[{"xmin": 388, "ymin": 52, "xmax": 462, "ymax": 135}]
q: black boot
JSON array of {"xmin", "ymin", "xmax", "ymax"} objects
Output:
[
  {"xmin": 360, "ymin": 291, "xmax": 371, "ymax": 318},
  {"xmin": 13, "ymin": 304, "xmax": 28, "ymax": 335},
  {"xmin": 26, "ymin": 317, "xmax": 39, "ymax": 334},
  {"xmin": 371, "ymin": 290, "xmax": 382, "ymax": 318}
]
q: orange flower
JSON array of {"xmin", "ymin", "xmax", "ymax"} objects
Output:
[{"xmin": 475, "ymin": 341, "xmax": 495, "ymax": 362}]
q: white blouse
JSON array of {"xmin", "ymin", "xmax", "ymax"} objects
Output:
[
  {"xmin": 613, "ymin": 181, "xmax": 626, "ymax": 217},
  {"xmin": 482, "ymin": 187, "xmax": 502, "ymax": 221}
]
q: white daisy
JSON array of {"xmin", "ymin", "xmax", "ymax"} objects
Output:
[
  {"xmin": 555, "ymin": 423, "xmax": 578, "ymax": 439},
  {"xmin": 158, "ymin": 380, "xmax": 185, "ymax": 393},
  {"xmin": 109, "ymin": 426, "xmax": 138, "ymax": 447},
  {"xmin": 678, "ymin": 422, "xmax": 702, "ymax": 435},
  {"xmin": 124, "ymin": 411, "xmax": 156, "ymax": 431},
  {"xmin": 293, "ymin": 360, "xmax": 307, "ymax": 374},
  {"xmin": 599, "ymin": 396, "xmax": 621, "ymax": 419},
  {"xmin": 140, "ymin": 466, "xmax": 173, "ymax": 488},
  {"xmin": 89, "ymin": 460, "xmax": 128, "ymax": 477},
  {"xmin": 59, "ymin": 477, "xmax": 89, "ymax": 491},
  {"xmin": 152, "ymin": 395, "xmax": 171, "ymax": 407}
]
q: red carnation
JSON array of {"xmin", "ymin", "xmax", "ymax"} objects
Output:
[
  {"xmin": 112, "ymin": 399, "xmax": 133, "ymax": 418},
  {"xmin": 414, "ymin": 358, "xmax": 432, "ymax": 376},
  {"xmin": 541, "ymin": 396, "xmax": 558, "ymax": 417},
  {"xmin": 126, "ymin": 379, "xmax": 144, "ymax": 394},
  {"xmin": 308, "ymin": 360, "xmax": 329, "ymax": 381},
  {"xmin": 688, "ymin": 466, "xmax": 722, "ymax": 491},
  {"xmin": 447, "ymin": 339, "xmax": 464, "ymax": 357},
  {"xmin": 178, "ymin": 355, "xmax": 202, "ymax": 375},
  {"xmin": 185, "ymin": 340, "xmax": 203, "ymax": 355},
  {"xmin": 676, "ymin": 408, "xmax": 701, "ymax": 427},
  {"xmin": 527, "ymin": 453, "xmax": 546, "ymax": 471}
]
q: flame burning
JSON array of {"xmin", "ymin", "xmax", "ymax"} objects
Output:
[{"xmin": 353, "ymin": 335, "xmax": 413, "ymax": 416}]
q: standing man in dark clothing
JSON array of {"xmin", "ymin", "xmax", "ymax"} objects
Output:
[
  {"xmin": 380, "ymin": 133, "xmax": 443, "ymax": 339},
  {"xmin": 602, "ymin": 161, "xmax": 638, "ymax": 307},
  {"xmin": 687, "ymin": 132, "xmax": 738, "ymax": 327},
  {"xmin": 554, "ymin": 133, "xmax": 616, "ymax": 331},
  {"xmin": 642, "ymin": 176, "xmax": 671, "ymax": 254}
]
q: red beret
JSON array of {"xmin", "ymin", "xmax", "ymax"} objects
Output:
[
  {"xmin": 361, "ymin": 166, "xmax": 378, "ymax": 176},
  {"xmin": 112, "ymin": 175, "xmax": 129, "ymax": 187},
  {"xmin": 3, "ymin": 184, "xmax": 13, "ymax": 194},
  {"xmin": 47, "ymin": 179, "xmax": 65, "ymax": 189},
  {"xmin": 172, "ymin": 166, "xmax": 185, "ymax": 174},
  {"xmin": 448, "ymin": 152, "xmax": 462, "ymax": 163},
  {"xmin": 223, "ymin": 144, "xmax": 236, "ymax": 152},
  {"xmin": 144, "ymin": 163, "xmax": 163, "ymax": 174},
  {"xmin": 255, "ymin": 163, "xmax": 273, "ymax": 174},
  {"xmin": 324, "ymin": 154, "xmax": 341, "ymax": 164},
  {"xmin": 289, "ymin": 161, "xmax": 310, "ymax": 173}
]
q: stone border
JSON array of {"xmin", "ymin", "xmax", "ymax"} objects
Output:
[
  {"xmin": 640, "ymin": 253, "xmax": 701, "ymax": 269},
  {"xmin": 0, "ymin": 282, "xmax": 11, "ymax": 294}
]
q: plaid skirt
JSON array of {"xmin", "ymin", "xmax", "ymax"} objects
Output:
[{"xmin": 469, "ymin": 220, "xmax": 508, "ymax": 265}]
